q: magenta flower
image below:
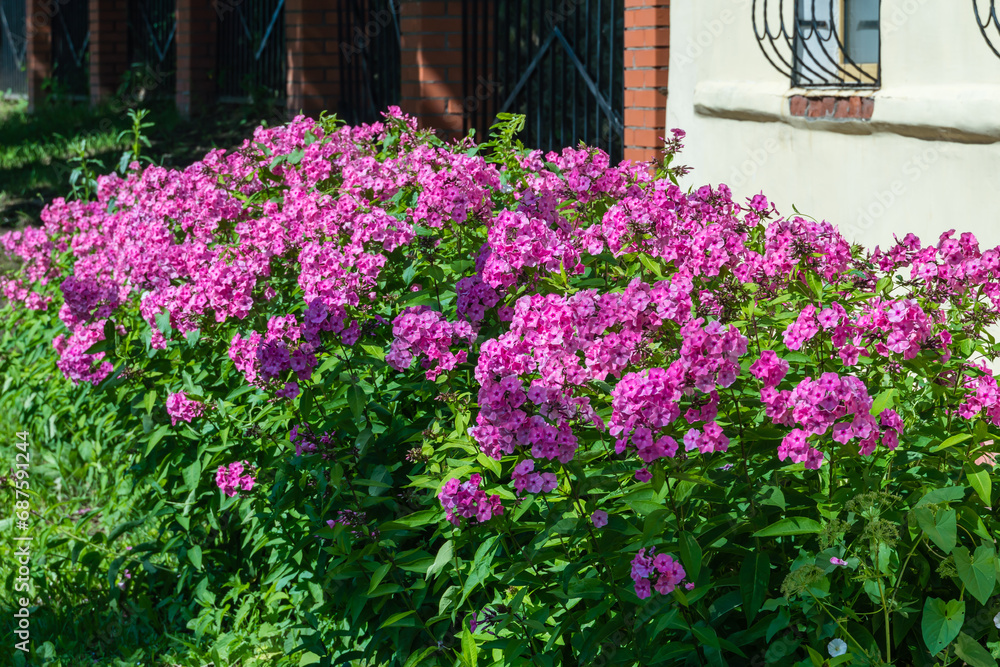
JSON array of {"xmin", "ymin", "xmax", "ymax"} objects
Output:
[
  {"xmin": 216, "ymin": 461, "xmax": 256, "ymax": 497},
  {"xmin": 165, "ymin": 392, "xmax": 206, "ymax": 426}
]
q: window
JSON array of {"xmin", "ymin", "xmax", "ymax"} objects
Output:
[{"xmin": 754, "ymin": 0, "xmax": 881, "ymax": 88}]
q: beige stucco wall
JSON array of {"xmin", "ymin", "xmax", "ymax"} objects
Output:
[{"xmin": 666, "ymin": 0, "xmax": 1000, "ymax": 251}]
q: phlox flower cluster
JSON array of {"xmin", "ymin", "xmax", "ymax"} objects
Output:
[
  {"xmin": 511, "ymin": 459, "xmax": 557, "ymax": 495},
  {"xmin": 609, "ymin": 318, "xmax": 747, "ymax": 460},
  {"xmin": 437, "ymin": 474, "xmax": 503, "ymax": 526},
  {"xmin": 215, "ymin": 461, "xmax": 256, "ymax": 497},
  {"xmin": 752, "ymin": 357, "xmax": 903, "ymax": 467},
  {"xmin": 630, "ymin": 548, "xmax": 688, "ymax": 599},
  {"xmin": 289, "ymin": 424, "xmax": 334, "ymax": 457},
  {"xmin": 1, "ymin": 108, "xmax": 506, "ymax": 392},
  {"xmin": 386, "ymin": 306, "xmax": 476, "ymax": 380},
  {"xmin": 470, "ymin": 280, "xmax": 692, "ymax": 470},
  {"xmin": 165, "ymin": 392, "xmax": 207, "ymax": 426}
]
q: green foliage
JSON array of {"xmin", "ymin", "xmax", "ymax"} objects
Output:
[{"xmin": 1, "ymin": 112, "xmax": 999, "ymax": 667}]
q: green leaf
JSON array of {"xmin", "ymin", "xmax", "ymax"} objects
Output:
[
  {"xmin": 680, "ymin": 533, "xmax": 703, "ymax": 582},
  {"xmin": 954, "ymin": 632, "xmax": 999, "ymax": 667},
  {"xmin": 145, "ymin": 425, "xmax": 169, "ymax": 455},
  {"xmin": 638, "ymin": 254, "xmax": 663, "ymax": 278},
  {"xmin": 298, "ymin": 652, "xmax": 321, "ymax": 666},
  {"xmin": 476, "ymin": 452, "xmax": 501, "ymax": 479},
  {"xmin": 403, "ymin": 647, "xmax": 438, "ymax": 667},
  {"xmin": 379, "ymin": 610, "xmax": 415, "ymax": 629},
  {"xmin": 188, "ymin": 545, "xmax": 203, "ymax": 570},
  {"xmin": 461, "ymin": 624, "xmax": 479, "ymax": 667},
  {"xmin": 753, "ymin": 517, "xmax": 822, "ymax": 538},
  {"xmin": 368, "ymin": 563, "xmax": 391, "ymax": 595},
  {"xmin": 740, "ymin": 552, "xmax": 770, "ymax": 623},
  {"xmin": 426, "ymin": 540, "xmax": 453, "ymax": 580},
  {"xmin": 299, "ymin": 389, "xmax": 314, "ymax": 423},
  {"xmin": 966, "ymin": 464, "xmax": 993, "ymax": 507},
  {"xmin": 932, "ymin": 434, "xmax": 973, "ymax": 452},
  {"xmin": 438, "ymin": 585, "xmax": 460, "ymax": 616},
  {"xmin": 921, "ymin": 597, "xmax": 965, "ymax": 656},
  {"xmin": 915, "ymin": 485, "xmax": 966, "ymax": 507},
  {"xmin": 869, "ymin": 388, "xmax": 897, "ymax": 417},
  {"xmin": 954, "ymin": 545, "xmax": 997, "ymax": 606},
  {"xmin": 389, "ymin": 509, "xmax": 439, "ymax": 528},
  {"xmin": 348, "ymin": 384, "xmax": 365, "ymax": 419},
  {"xmin": 914, "ymin": 507, "xmax": 957, "ymax": 554},
  {"xmin": 144, "ymin": 390, "xmax": 156, "ymax": 415}
]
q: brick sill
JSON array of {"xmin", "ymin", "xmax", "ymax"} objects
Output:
[{"xmin": 692, "ymin": 80, "xmax": 1000, "ymax": 144}]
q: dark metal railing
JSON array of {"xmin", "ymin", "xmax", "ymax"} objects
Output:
[
  {"xmin": 217, "ymin": 0, "xmax": 286, "ymax": 102},
  {"xmin": 337, "ymin": 0, "xmax": 401, "ymax": 125},
  {"xmin": 127, "ymin": 0, "xmax": 176, "ymax": 98},
  {"xmin": 753, "ymin": 0, "xmax": 880, "ymax": 88},
  {"xmin": 974, "ymin": 0, "xmax": 1000, "ymax": 59},
  {"xmin": 52, "ymin": 0, "xmax": 90, "ymax": 97},
  {"xmin": 0, "ymin": 0, "xmax": 27, "ymax": 96},
  {"xmin": 465, "ymin": 0, "xmax": 624, "ymax": 162}
]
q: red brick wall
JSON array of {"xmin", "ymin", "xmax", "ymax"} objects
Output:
[
  {"xmin": 623, "ymin": 0, "xmax": 669, "ymax": 164},
  {"xmin": 789, "ymin": 95, "xmax": 874, "ymax": 121},
  {"xmin": 400, "ymin": 0, "xmax": 465, "ymax": 140},
  {"xmin": 25, "ymin": 0, "xmax": 52, "ymax": 111},
  {"xmin": 176, "ymin": 0, "xmax": 217, "ymax": 118},
  {"xmin": 89, "ymin": 0, "xmax": 129, "ymax": 105},
  {"xmin": 286, "ymin": 0, "xmax": 340, "ymax": 115}
]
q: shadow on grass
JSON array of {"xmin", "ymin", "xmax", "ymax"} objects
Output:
[
  {"xmin": 0, "ymin": 596, "xmax": 183, "ymax": 666},
  {"xmin": 1, "ymin": 98, "xmax": 289, "ymax": 229}
]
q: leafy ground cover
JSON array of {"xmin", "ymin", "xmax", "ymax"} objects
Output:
[{"xmin": 1, "ymin": 110, "xmax": 999, "ymax": 667}]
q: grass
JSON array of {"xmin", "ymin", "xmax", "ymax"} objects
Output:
[{"xmin": 0, "ymin": 97, "xmax": 288, "ymax": 229}]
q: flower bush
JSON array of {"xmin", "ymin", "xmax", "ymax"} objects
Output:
[{"xmin": 1, "ymin": 109, "xmax": 999, "ymax": 666}]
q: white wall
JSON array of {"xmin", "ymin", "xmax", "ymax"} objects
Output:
[{"xmin": 667, "ymin": 0, "xmax": 1000, "ymax": 251}]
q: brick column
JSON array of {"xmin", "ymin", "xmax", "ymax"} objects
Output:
[
  {"xmin": 176, "ymin": 0, "xmax": 217, "ymax": 118},
  {"xmin": 89, "ymin": 0, "xmax": 129, "ymax": 105},
  {"xmin": 286, "ymin": 0, "xmax": 339, "ymax": 115},
  {"xmin": 623, "ymin": 0, "xmax": 669, "ymax": 164},
  {"xmin": 400, "ymin": 0, "xmax": 464, "ymax": 140},
  {"xmin": 25, "ymin": 0, "xmax": 52, "ymax": 111}
]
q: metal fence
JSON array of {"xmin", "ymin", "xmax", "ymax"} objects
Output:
[
  {"xmin": 127, "ymin": 0, "xmax": 176, "ymax": 98},
  {"xmin": 52, "ymin": 0, "xmax": 90, "ymax": 98},
  {"xmin": 465, "ymin": 0, "xmax": 625, "ymax": 162},
  {"xmin": 0, "ymin": 0, "xmax": 27, "ymax": 96},
  {"xmin": 217, "ymin": 0, "xmax": 286, "ymax": 102},
  {"xmin": 337, "ymin": 0, "xmax": 401, "ymax": 125}
]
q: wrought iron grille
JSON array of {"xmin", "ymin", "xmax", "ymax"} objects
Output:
[
  {"xmin": 127, "ymin": 0, "xmax": 176, "ymax": 98},
  {"xmin": 0, "ymin": 0, "xmax": 27, "ymax": 96},
  {"xmin": 466, "ymin": 0, "xmax": 625, "ymax": 163},
  {"xmin": 337, "ymin": 0, "xmax": 401, "ymax": 125},
  {"xmin": 216, "ymin": 0, "xmax": 286, "ymax": 101},
  {"xmin": 753, "ymin": 0, "xmax": 880, "ymax": 88},
  {"xmin": 974, "ymin": 0, "xmax": 1000, "ymax": 59},
  {"xmin": 52, "ymin": 0, "xmax": 90, "ymax": 97}
]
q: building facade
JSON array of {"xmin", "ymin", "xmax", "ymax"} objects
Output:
[{"xmin": 667, "ymin": 0, "xmax": 1000, "ymax": 249}]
